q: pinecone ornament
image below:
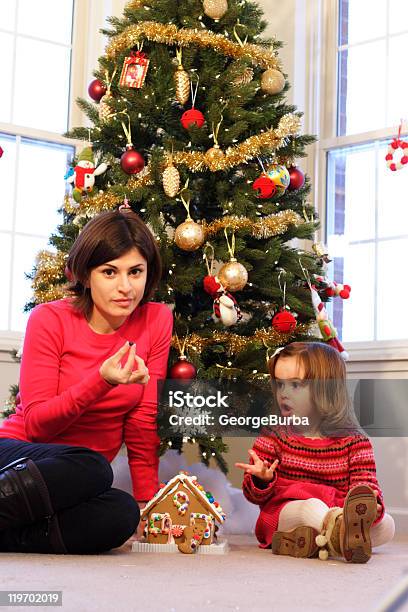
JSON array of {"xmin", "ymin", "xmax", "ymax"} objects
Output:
[
  {"xmin": 163, "ymin": 161, "xmax": 180, "ymax": 198},
  {"xmin": 174, "ymin": 65, "xmax": 190, "ymax": 105},
  {"xmin": 232, "ymin": 67, "xmax": 254, "ymax": 87},
  {"xmin": 99, "ymin": 93, "xmax": 114, "ymax": 124}
]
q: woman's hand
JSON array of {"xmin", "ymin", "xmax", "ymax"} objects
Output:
[
  {"xmin": 99, "ymin": 341, "xmax": 150, "ymax": 386},
  {"xmin": 235, "ymin": 449, "xmax": 279, "ymax": 482}
]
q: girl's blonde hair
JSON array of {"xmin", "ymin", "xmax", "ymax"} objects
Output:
[{"xmin": 268, "ymin": 342, "xmax": 361, "ymax": 436}]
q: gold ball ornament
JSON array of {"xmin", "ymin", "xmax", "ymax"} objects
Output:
[
  {"xmin": 174, "ymin": 65, "xmax": 190, "ymax": 106},
  {"xmin": 203, "ymin": 0, "xmax": 228, "ymax": 20},
  {"xmin": 205, "ymin": 144, "xmax": 225, "ymax": 171},
  {"xmin": 218, "ymin": 259, "xmax": 248, "ymax": 292},
  {"xmin": 163, "ymin": 163, "xmax": 180, "ymax": 198},
  {"xmin": 174, "ymin": 219, "xmax": 205, "ymax": 251},
  {"xmin": 260, "ymin": 69, "xmax": 285, "ymax": 95},
  {"xmin": 98, "ymin": 93, "xmax": 114, "ymax": 123}
]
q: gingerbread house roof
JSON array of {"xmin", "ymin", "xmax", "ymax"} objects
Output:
[{"xmin": 141, "ymin": 473, "xmax": 226, "ymax": 523}]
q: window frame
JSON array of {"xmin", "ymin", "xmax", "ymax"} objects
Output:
[
  {"xmin": 0, "ymin": 0, "xmax": 90, "ymax": 351},
  {"xmin": 314, "ymin": 0, "xmax": 408, "ymax": 360}
]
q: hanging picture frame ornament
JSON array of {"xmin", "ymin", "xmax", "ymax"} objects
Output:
[
  {"xmin": 174, "ymin": 180, "xmax": 205, "ymax": 251},
  {"xmin": 119, "ymin": 43, "xmax": 150, "ymax": 89},
  {"xmin": 272, "ymin": 269, "xmax": 297, "ymax": 333},
  {"xmin": 218, "ymin": 228, "xmax": 248, "ymax": 292},
  {"xmin": 386, "ymin": 121, "xmax": 408, "ymax": 171},
  {"xmin": 120, "ymin": 116, "xmax": 145, "ymax": 174}
]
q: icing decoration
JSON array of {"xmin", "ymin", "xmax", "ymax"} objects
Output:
[{"xmin": 173, "ymin": 491, "xmax": 190, "ymax": 515}]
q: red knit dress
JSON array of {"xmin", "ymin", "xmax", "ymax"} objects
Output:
[{"xmin": 242, "ymin": 428, "xmax": 385, "ymax": 548}]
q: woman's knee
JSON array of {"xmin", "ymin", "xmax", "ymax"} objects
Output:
[
  {"xmin": 107, "ymin": 488, "xmax": 140, "ymax": 541},
  {"xmin": 58, "ymin": 446, "xmax": 114, "ymax": 489}
]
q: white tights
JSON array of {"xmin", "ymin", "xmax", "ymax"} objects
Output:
[{"xmin": 277, "ymin": 498, "xmax": 395, "ymax": 548}]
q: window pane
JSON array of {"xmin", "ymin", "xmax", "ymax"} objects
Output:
[
  {"xmin": 0, "ymin": 32, "xmax": 14, "ymax": 123},
  {"xmin": 378, "ymin": 141, "xmax": 408, "ymax": 238},
  {"xmin": 17, "ymin": 0, "xmax": 74, "ymax": 45},
  {"xmin": 377, "ymin": 239, "xmax": 408, "ymax": 339},
  {"xmin": 327, "ymin": 146, "xmax": 376, "ymax": 242},
  {"xmin": 341, "ymin": 243, "xmax": 376, "ymax": 341},
  {"xmin": 0, "ymin": 233, "xmax": 12, "ymax": 330},
  {"xmin": 343, "ymin": 0, "xmax": 387, "ymax": 46},
  {"xmin": 11, "ymin": 235, "xmax": 52, "ymax": 332},
  {"xmin": 338, "ymin": 41, "xmax": 387, "ymax": 135},
  {"xmin": 14, "ymin": 138, "xmax": 72, "ymax": 236},
  {"xmin": 389, "ymin": 0, "xmax": 408, "ymax": 35},
  {"xmin": 13, "ymin": 37, "xmax": 71, "ymax": 132},
  {"xmin": 0, "ymin": 134, "xmax": 17, "ymax": 232},
  {"xmin": 387, "ymin": 34, "xmax": 408, "ymax": 127},
  {"xmin": 0, "ymin": 2, "xmax": 17, "ymax": 32}
]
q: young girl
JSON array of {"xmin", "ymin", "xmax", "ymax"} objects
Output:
[{"xmin": 236, "ymin": 342, "xmax": 395, "ymax": 563}]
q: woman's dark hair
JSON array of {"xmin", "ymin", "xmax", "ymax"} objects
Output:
[{"xmin": 66, "ymin": 210, "xmax": 162, "ymax": 319}]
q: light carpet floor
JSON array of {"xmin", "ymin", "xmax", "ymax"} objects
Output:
[{"xmin": 1, "ymin": 535, "xmax": 407, "ymax": 612}]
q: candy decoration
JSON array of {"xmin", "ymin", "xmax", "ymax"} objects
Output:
[
  {"xmin": 261, "ymin": 68, "xmax": 285, "ymax": 95},
  {"xmin": 88, "ymin": 79, "xmax": 107, "ymax": 102},
  {"xmin": 272, "ymin": 309, "xmax": 297, "ymax": 333},
  {"xmin": 174, "ymin": 48, "xmax": 190, "ymax": 105},
  {"xmin": 163, "ymin": 158, "xmax": 180, "ymax": 198},
  {"xmin": 266, "ymin": 164, "xmax": 291, "ymax": 196},
  {"xmin": 203, "ymin": 0, "xmax": 228, "ymax": 20},
  {"xmin": 252, "ymin": 173, "xmax": 276, "ymax": 199},
  {"xmin": 173, "ymin": 491, "xmax": 189, "ymax": 515},
  {"xmin": 288, "ymin": 166, "xmax": 305, "ymax": 191}
]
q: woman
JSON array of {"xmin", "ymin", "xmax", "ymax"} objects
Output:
[{"xmin": 0, "ymin": 210, "xmax": 173, "ymax": 554}]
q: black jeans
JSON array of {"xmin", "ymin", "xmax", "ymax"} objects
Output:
[{"xmin": 0, "ymin": 438, "xmax": 140, "ymax": 554}]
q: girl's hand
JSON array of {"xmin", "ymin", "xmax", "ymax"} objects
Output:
[
  {"xmin": 235, "ymin": 449, "xmax": 279, "ymax": 482},
  {"xmin": 99, "ymin": 341, "xmax": 150, "ymax": 386}
]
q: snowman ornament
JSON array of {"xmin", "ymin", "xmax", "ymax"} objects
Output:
[
  {"xmin": 203, "ymin": 275, "xmax": 243, "ymax": 327},
  {"xmin": 67, "ymin": 147, "xmax": 108, "ymax": 203}
]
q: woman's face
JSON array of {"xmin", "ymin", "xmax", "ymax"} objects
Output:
[
  {"xmin": 274, "ymin": 356, "xmax": 321, "ymax": 431},
  {"xmin": 87, "ymin": 247, "xmax": 147, "ymax": 332}
]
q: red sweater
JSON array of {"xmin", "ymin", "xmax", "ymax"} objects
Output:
[
  {"xmin": 242, "ymin": 428, "xmax": 385, "ymax": 548},
  {"xmin": 0, "ymin": 298, "xmax": 173, "ymax": 501}
]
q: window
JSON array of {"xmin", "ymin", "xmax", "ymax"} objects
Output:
[
  {"xmin": 322, "ymin": 0, "xmax": 408, "ymax": 343},
  {"xmin": 0, "ymin": 0, "xmax": 76, "ymax": 336}
]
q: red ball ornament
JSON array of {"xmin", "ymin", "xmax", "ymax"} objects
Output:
[
  {"xmin": 252, "ymin": 174, "xmax": 276, "ymax": 199},
  {"xmin": 272, "ymin": 309, "xmax": 297, "ymax": 333},
  {"xmin": 169, "ymin": 357, "xmax": 197, "ymax": 379},
  {"xmin": 88, "ymin": 79, "xmax": 107, "ymax": 102},
  {"xmin": 288, "ymin": 166, "xmax": 305, "ymax": 191},
  {"xmin": 120, "ymin": 146, "xmax": 145, "ymax": 175},
  {"xmin": 181, "ymin": 108, "xmax": 205, "ymax": 129},
  {"xmin": 0, "ymin": 146, "xmax": 3, "ymax": 158}
]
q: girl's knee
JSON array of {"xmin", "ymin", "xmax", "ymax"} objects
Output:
[{"xmin": 372, "ymin": 513, "xmax": 395, "ymax": 547}]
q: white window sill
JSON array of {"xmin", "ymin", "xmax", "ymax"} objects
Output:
[
  {"xmin": 0, "ymin": 332, "xmax": 24, "ymax": 354},
  {"xmin": 344, "ymin": 340, "xmax": 408, "ymax": 363}
]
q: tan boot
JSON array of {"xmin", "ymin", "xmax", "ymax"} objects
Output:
[
  {"xmin": 272, "ymin": 526, "xmax": 319, "ymax": 558},
  {"xmin": 316, "ymin": 485, "xmax": 377, "ymax": 563}
]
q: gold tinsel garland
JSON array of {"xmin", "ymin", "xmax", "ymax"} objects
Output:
[
  {"xmin": 171, "ymin": 324, "xmax": 311, "ymax": 356},
  {"xmin": 205, "ymin": 210, "xmax": 302, "ymax": 239},
  {"xmin": 106, "ymin": 21, "xmax": 281, "ymax": 71},
  {"xmin": 170, "ymin": 114, "xmax": 301, "ymax": 172},
  {"xmin": 31, "ymin": 250, "xmax": 70, "ymax": 304}
]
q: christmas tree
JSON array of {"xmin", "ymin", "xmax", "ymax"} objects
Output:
[{"xmin": 7, "ymin": 0, "xmax": 335, "ymax": 471}]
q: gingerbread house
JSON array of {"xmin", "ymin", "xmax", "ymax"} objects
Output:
[{"xmin": 141, "ymin": 473, "xmax": 226, "ymax": 546}]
